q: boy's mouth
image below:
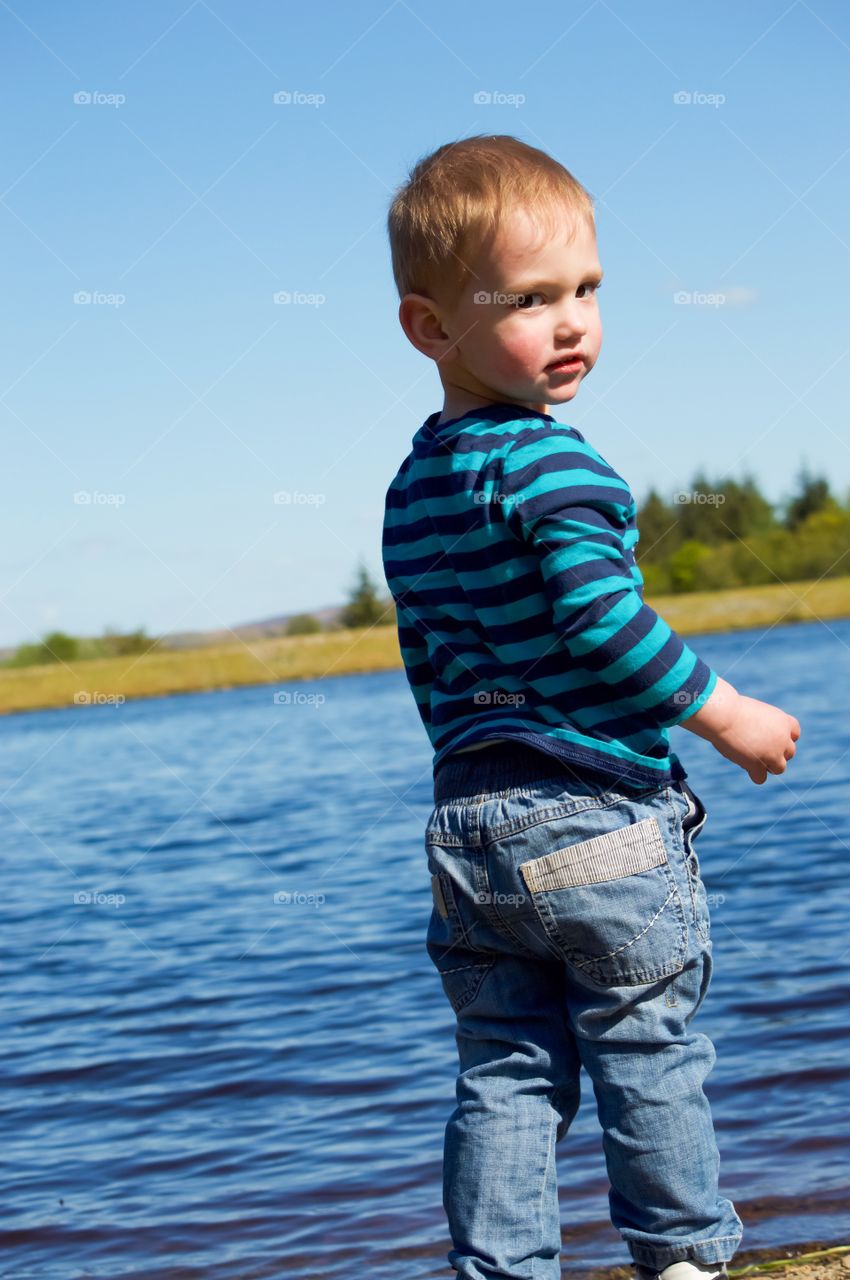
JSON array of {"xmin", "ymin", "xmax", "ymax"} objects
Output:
[{"xmin": 546, "ymin": 355, "xmax": 585, "ymax": 373}]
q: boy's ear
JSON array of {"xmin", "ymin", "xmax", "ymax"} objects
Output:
[{"xmin": 398, "ymin": 292, "xmax": 457, "ymax": 363}]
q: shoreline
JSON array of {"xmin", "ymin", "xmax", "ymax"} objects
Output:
[
  {"xmin": 583, "ymin": 1244, "xmax": 850, "ymax": 1280},
  {"xmin": 1, "ymin": 574, "xmax": 848, "ymax": 717}
]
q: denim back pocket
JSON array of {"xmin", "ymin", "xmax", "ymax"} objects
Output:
[
  {"xmin": 517, "ymin": 814, "xmax": 688, "ymax": 987},
  {"xmin": 425, "ymin": 854, "xmax": 495, "ymax": 1016}
]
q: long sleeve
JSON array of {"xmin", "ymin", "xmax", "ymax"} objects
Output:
[
  {"xmin": 394, "ymin": 600, "xmax": 434, "ymax": 733},
  {"xmin": 498, "ymin": 430, "xmax": 717, "ymax": 729}
]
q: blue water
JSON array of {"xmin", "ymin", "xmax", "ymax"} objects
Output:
[{"xmin": 1, "ymin": 618, "xmax": 849, "ymax": 1278}]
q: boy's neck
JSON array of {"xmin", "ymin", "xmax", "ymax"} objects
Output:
[{"xmin": 437, "ymin": 391, "xmax": 550, "ymax": 427}]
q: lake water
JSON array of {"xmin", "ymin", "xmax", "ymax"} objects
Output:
[{"xmin": 1, "ymin": 618, "xmax": 849, "ymax": 1278}]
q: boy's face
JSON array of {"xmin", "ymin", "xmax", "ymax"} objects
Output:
[{"xmin": 435, "ymin": 206, "xmax": 603, "ymax": 416}]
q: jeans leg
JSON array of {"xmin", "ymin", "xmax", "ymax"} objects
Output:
[
  {"xmin": 565, "ymin": 941, "xmax": 743, "ymax": 1271},
  {"xmin": 441, "ymin": 953, "xmax": 581, "ymax": 1280}
]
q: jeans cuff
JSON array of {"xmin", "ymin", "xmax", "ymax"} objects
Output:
[{"xmin": 629, "ymin": 1236, "xmax": 740, "ymax": 1269}]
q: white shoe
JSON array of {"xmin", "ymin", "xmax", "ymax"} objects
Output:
[{"xmin": 636, "ymin": 1262, "xmax": 729, "ymax": 1280}]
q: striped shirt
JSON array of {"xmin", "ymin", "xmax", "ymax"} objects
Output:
[{"xmin": 381, "ymin": 401, "xmax": 718, "ymax": 792}]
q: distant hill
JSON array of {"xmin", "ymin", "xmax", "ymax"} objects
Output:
[
  {"xmin": 153, "ymin": 603, "xmax": 347, "ymax": 649},
  {"xmin": 0, "ymin": 604, "xmax": 350, "ymax": 661}
]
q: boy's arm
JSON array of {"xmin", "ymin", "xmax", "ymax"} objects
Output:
[
  {"xmin": 498, "ymin": 431, "xmax": 801, "ymax": 782},
  {"xmin": 680, "ymin": 673, "xmax": 800, "ymax": 783},
  {"xmin": 499, "ymin": 432, "xmax": 715, "ymax": 729},
  {"xmin": 394, "ymin": 600, "xmax": 434, "ymax": 733}
]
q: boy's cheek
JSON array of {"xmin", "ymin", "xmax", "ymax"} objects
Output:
[{"xmin": 490, "ymin": 331, "xmax": 544, "ymax": 379}]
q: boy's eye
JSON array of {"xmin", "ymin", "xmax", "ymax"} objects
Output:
[
  {"xmin": 512, "ymin": 292, "xmax": 545, "ymax": 310},
  {"xmin": 577, "ymin": 281, "xmax": 602, "ymax": 299}
]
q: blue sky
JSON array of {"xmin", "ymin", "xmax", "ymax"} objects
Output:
[{"xmin": 2, "ymin": 0, "xmax": 849, "ymax": 648}]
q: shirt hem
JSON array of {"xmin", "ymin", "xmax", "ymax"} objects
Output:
[{"xmin": 433, "ymin": 729, "xmax": 686, "ymax": 793}]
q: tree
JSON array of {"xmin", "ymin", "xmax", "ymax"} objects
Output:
[
  {"xmin": 7, "ymin": 630, "xmax": 79, "ymax": 667},
  {"xmin": 783, "ymin": 465, "xmax": 835, "ymax": 530},
  {"xmin": 668, "ymin": 540, "xmax": 713, "ymax": 593},
  {"xmin": 635, "ymin": 488, "xmax": 678, "ymax": 563},
  {"xmin": 339, "ymin": 561, "xmax": 393, "ymax": 628},
  {"xmin": 100, "ymin": 626, "xmax": 151, "ymax": 656},
  {"xmin": 41, "ymin": 630, "xmax": 79, "ymax": 662},
  {"xmin": 715, "ymin": 473, "xmax": 776, "ymax": 541},
  {"xmin": 286, "ymin": 612, "xmax": 322, "ymax": 635}
]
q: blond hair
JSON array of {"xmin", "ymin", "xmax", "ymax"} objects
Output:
[{"xmin": 387, "ymin": 134, "xmax": 596, "ymax": 310}]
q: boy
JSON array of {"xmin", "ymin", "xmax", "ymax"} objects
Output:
[{"xmin": 381, "ymin": 135, "xmax": 800, "ymax": 1280}]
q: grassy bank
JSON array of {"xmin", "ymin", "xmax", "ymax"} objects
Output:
[
  {"xmin": 588, "ymin": 1244, "xmax": 850, "ymax": 1280},
  {"xmin": 1, "ymin": 573, "xmax": 848, "ymax": 716}
]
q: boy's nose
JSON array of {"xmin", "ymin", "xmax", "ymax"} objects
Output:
[
  {"xmin": 554, "ymin": 320, "xmax": 588, "ymax": 342},
  {"xmin": 553, "ymin": 302, "xmax": 588, "ymax": 337}
]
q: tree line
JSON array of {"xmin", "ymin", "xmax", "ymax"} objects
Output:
[
  {"xmin": 632, "ymin": 463, "xmax": 848, "ymax": 593},
  {"xmin": 4, "ymin": 464, "xmax": 847, "ymax": 667}
]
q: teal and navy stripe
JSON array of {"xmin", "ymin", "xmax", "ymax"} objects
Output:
[{"xmin": 382, "ymin": 402, "xmax": 717, "ymax": 790}]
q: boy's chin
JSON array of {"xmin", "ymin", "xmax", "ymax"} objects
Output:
[{"xmin": 547, "ymin": 383, "xmax": 582, "ymax": 403}]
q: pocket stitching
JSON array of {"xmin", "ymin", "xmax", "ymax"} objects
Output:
[
  {"xmin": 571, "ymin": 884, "xmax": 681, "ymax": 968},
  {"xmin": 431, "ymin": 869, "xmax": 493, "ymax": 957},
  {"xmin": 518, "ymin": 815, "xmax": 668, "ymax": 893},
  {"xmin": 516, "ymin": 814, "xmax": 688, "ymax": 985}
]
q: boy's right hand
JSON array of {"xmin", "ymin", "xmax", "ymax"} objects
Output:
[{"xmin": 683, "ymin": 676, "xmax": 801, "ymax": 784}]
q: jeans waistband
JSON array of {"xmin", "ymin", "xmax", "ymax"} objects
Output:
[{"xmin": 433, "ymin": 741, "xmax": 608, "ymax": 804}]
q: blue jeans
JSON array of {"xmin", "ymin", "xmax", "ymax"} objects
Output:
[{"xmin": 425, "ymin": 742, "xmax": 743, "ymax": 1280}]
